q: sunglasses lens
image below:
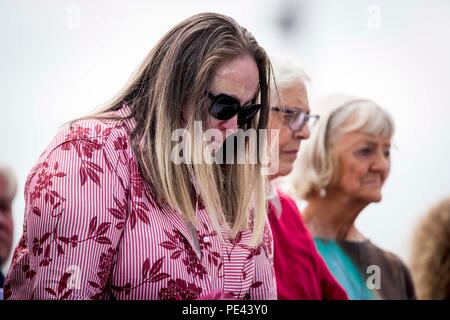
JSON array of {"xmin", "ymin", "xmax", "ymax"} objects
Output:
[
  {"xmin": 238, "ymin": 104, "xmax": 261, "ymax": 124},
  {"xmin": 209, "ymin": 96, "xmax": 239, "ymax": 120}
]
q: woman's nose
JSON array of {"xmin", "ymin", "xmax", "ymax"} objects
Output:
[
  {"xmin": 217, "ymin": 115, "xmax": 238, "ymax": 131},
  {"xmin": 294, "ymin": 124, "xmax": 311, "ymax": 139},
  {"xmin": 372, "ymin": 151, "xmax": 390, "ymax": 172}
]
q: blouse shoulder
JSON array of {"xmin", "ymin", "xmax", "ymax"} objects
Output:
[
  {"xmin": 22, "ymin": 107, "xmax": 136, "ymax": 199},
  {"xmin": 45, "ymin": 107, "xmax": 135, "ymax": 162}
]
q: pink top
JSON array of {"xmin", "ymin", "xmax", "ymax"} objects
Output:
[
  {"xmin": 4, "ymin": 106, "xmax": 276, "ymax": 300},
  {"xmin": 269, "ymin": 191, "xmax": 348, "ymax": 300}
]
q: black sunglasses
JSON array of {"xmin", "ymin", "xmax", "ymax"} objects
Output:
[{"xmin": 206, "ymin": 91, "xmax": 262, "ymax": 125}]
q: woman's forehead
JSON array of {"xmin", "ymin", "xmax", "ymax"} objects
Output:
[
  {"xmin": 210, "ymin": 56, "xmax": 259, "ymax": 104},
  {"xmin": 337, "ymin": 130, "xmax": 392, "ymax": 148}
]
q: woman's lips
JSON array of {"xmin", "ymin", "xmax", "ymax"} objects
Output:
[
  {"xmin": 282, "ymin": 150, "xmax": 299, "ymax": 154},
  {"xmin": 281, "ymin": 150, "xmax": 299, "ymax": 159},
  {"xmin": 363, "ymin": 178, "xmax": 382, "ymax": 187}
]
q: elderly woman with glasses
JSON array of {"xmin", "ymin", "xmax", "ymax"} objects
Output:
[
  {"xmin": 290, "ymin": 94, "xmax": 416, "ymax": 300},
  {"xmin": 5, "ymin": 13, "xmax": 276, "ymax": 300},
  {"xmin": 267, "ymin": 56, "xmax": 348, "ymax": 300}
]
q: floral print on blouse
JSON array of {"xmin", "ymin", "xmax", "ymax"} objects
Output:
[{"xmin": 4, "ymin": 105, "xmax": 276, "ymax": 300}]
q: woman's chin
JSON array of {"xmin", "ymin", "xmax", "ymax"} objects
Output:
[
  {"xmin": 277, "ymin": 163, "xmax": 294, "ymax": 178},
  {"xmin": 360, "ymin": 192, "xmax": 382, "ymax": 203}
]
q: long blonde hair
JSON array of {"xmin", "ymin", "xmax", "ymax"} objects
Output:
[{"xmin": 83, "ymin": 13, "xmax": 272, "ymax": 245}]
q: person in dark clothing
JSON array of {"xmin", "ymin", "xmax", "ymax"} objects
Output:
[{"xmin": 0, "ymin": 163, "xmax": 17, "ymax": 289}]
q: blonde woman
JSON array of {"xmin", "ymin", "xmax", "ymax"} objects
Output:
[
  {"xmin": 291, "ymin": 94, "xmax": 416, "ymax": 300},
  {"xmin": 410, "ymin": 196, "xmax": 450, "ymax": 300},
  {"xmin": 5, "ymin": 13, "xmax": 275, "ymax": 300}
]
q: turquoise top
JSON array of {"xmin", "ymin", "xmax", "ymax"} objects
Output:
[{"xmin": 314, "ymin": 238, "xmax": 379, "ymax": 300}]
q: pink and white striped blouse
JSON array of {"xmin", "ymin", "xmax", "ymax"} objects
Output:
[{"xmin": 4, "ymin": 106, "xmax": 276, "ymax": 300}]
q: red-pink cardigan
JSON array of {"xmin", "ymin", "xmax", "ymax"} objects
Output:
[{"xmin": 269, "ymin": 191, "xmax": 348, "ymax": 300}]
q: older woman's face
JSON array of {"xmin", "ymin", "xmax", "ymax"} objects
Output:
[
  {"xmin": 183, "ymin": 54, "xmax": 260, "ymax": 146},
  {"xmin": 333, "ymin": 131, "xmax": 391, "ymax": 203},
  {"xmin": 269, "ymin": 80, "xmax": 310, "ymax": 177}
]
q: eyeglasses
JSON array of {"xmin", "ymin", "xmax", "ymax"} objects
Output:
[
  {"xmin": 206, "ymin": 92, "xmax": 262, "ymax": 125},
  {"xmin": 271, "ymin": 106, "xmax": 319, "ymax": 132}
]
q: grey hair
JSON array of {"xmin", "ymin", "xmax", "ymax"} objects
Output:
[
  {"xmin": 270, "ymin": 55, "xmax": 310, "ymax": 87},
  {"xmin": 269, "ymin": 55, "xmax": 310, "ymax": 104},
  {"xmin": 291, "ymin": 94, "xmax": 395, "ymax": 200},
  {"xmin": 0, "ymin": 163, "xmax": 18, "ymax": 199}
]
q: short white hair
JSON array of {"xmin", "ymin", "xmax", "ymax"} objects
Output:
[
  {"xmin": 0, "ymin": 163, "xmax": 18, "ymax": 199},
  {"xmin": 269, "ymin": 55, "xmax": 310, "ymax": 103},
  {"xmin": 291, "ymin": 94, "xmax": 395, "ymax": 200},
  {"xmin": 271, "ymin": 55, "xmax": 310, "ymax": 87}
]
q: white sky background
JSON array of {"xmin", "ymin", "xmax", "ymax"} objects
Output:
[{"xmin": 1, "ymin": 0, "xmax": 450, "ymax": 274}]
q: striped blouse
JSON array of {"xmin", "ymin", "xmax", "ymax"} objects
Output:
[{"xmin": 4, "ymin": 106, "xmax": 276, "ymax": 300}]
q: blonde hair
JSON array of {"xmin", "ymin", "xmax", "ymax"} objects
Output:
[
  {"xmin": 410, "ymin": 196, "xmax": 450, "ymax": 300},
  {"xmin": 77, "ymin": 13, "xmax": 272, "ymax": 245},
  {"xmin": 291, "ymin": 94, "xmax": 395, "ymax": 200}
]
